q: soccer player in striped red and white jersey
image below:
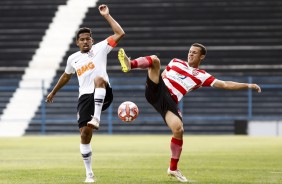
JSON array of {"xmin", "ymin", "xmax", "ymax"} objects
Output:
[{"xmin": 118, "ymin": 43, "xmax": 261, "ymax": 182}]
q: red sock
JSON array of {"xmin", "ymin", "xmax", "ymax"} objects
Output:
[
  {"xmin": 131, "ymin": 56, "xmax": 152, "ymax": 69},
  {"xmin": 170, "ymin": 137, "xmax": 183, "ymax": 171}
]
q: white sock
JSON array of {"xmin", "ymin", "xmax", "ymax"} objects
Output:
[
  {"xmin": 93, "ymin": 88, "xmax": 106, "ymax": 121},
  {"xmin": 80, "ymin": 143, "xmax": 93, "ymax": 175}
]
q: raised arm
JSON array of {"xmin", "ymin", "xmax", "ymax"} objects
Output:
[
  {"xmin": 99, "ymin": 4, "xmax": 125, "ymax": 43},
  {"xmin": 46, "ymin": 72, "xmax": 73, "ymax": 103},
  {"xmin": 213, "ymin": 79, "xmax": 261, "ymax": 93}
]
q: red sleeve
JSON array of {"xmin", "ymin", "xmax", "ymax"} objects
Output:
[
  {"xmin": 202, "ymin": 76, "xmax": 216, "ymax": 86},
  {"xmin": 166, "ymin": 65, "xmax": 171, "ymax": 71},
  {"xmin": 107, "ymin": 36, "xmax": 117, "ymax": 47}
]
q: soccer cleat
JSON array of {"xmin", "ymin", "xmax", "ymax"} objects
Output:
[
  {"xmin": 118, "ymin": 48, "xmax": 131, "ymax": 72},
  {"xmin": 87, "ymin": 117, "xmax": 100, "ymax": 130},
  {"xmin": 167, "ymin": 168, "xmax": 188, "ymax": 182},
  {"xmin": 84, "ymin": 172, "xmax": 95, "ymax": 183}
]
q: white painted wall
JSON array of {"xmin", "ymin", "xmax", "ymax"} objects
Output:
[{"xmin": 248, "ymin": 121, "xmax": 282, "ymax": 136}]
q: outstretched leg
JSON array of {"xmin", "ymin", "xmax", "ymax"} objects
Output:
[
  {"xmin": 118, "ymin": 48, "xmax": 161, "ymax": 84},
  {"xmin": 119, "ymin": 48, "xmax": 188, "ymax": 182}
]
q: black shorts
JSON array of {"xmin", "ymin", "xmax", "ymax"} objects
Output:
[
  {"xmin": 145, "ymin": 75, "xmax": 182, "ymax": 123},
  {"xmin": 77, "ymin": 84, "xmax": 113, "ymax": 128}
]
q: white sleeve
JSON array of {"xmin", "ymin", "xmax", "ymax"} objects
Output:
[
  {"xmin": 65, "ymin": 56, "xmax": 75, "ymax": 74},
  {"xmin": 95, "ymin": 39, "xmax": 113, "ymax": 54}
]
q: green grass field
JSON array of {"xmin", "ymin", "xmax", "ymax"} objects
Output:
[{"xmin": 0, "ymin": 135, "xmax": 281, "ymax": 184}]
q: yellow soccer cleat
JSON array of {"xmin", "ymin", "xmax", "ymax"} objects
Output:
[{"xmin": 118, "ymin": 48, "xmax": 131, "ymax": 72}]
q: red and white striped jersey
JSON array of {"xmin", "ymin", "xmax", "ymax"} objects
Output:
[{"xmin": 163, "ymin": 58, "xmax": 217, "ymax": 103}]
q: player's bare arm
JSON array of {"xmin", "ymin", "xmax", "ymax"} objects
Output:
[
  {"xmin": 99, "ymin": 4, "xmax": 125, "ymax": 43},
  {"xmin": 213, "ymin": 79, "xmax": 261, "ymax": 93},
  {"xmin": 46, "ymin": 73, "xmax": 73, "ymax": 103}
]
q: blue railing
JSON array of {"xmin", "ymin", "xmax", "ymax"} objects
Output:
[{"xmin": 0, "ymin": 76, "xmax": 282, "ymax": 134}]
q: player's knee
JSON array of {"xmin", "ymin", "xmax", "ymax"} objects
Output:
[
  {"xmin": 151, "ymin": 55, "xmax": 160, "ymax": 64},
  {"xmin": 94, "ymin": 76, "xmax": 106, "ymax": 88},
  {"xmin": 150, "ymin": 55, "xmax": 161, "ymax": 68},
  {"xmin": 173, "ymin": 125, "xmax": 184, "ymax": 135}
]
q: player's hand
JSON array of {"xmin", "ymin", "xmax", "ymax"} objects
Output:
[
  {"xmin": 99, "ymin": 4, "xmax": 109, "ymax": 16},
  {"xmin": 249, "ymin": 84, "xmax": 261, "ymax": 93},
  {"xmin": 45, "ymin": 93, "xmax": 55, "ymax": 103}
]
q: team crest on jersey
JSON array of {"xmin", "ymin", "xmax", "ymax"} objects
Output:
[
  {"xmin": 88, "ymin": 50, "xmax": 94, "ymax": 58},
  {"xmin": 192, "ymin": 69, "xmax": 199, "ymax": 76}
]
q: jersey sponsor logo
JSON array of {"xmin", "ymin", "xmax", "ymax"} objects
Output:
[
  {"xmin": 167, "ymin": 73, "xmax": 189, "ymax": 93},
  {"xmin": 179, "ymin": 75, "xmax": 187, "ymax": 80},
  {"xmin": 174, "ymin": 72, "xmax": 187, "ymax": 80},
  {"xmin": 76, "ymin": 62, "xmax": 95, "ymax": 76}
]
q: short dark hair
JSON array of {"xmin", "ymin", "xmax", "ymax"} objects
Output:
[
  {"xmin": 76, "ymin": 27, "xmax": 92, "ymax": 40},
  {"xmin": 192, "ymin": 43, "xmax": 207, "ymax": 55}
]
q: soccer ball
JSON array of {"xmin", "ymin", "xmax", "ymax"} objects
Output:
[{"xmin": 118, "ymin": 101, "xmax": 139, "ymax": 122}]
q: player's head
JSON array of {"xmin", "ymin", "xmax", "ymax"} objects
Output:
[
  {"xmin": 76, "ymin": 27, "xmax": 94, "ymax": 53},
  {"xmin": 187, "ymin": 43, "xmax": 207, "ymax": 68},
  {"xmin": 76, "ymin": 27, "xmax": 92, "ymax": 40}
]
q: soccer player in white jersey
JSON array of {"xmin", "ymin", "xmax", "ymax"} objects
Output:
[
  {"xmin": 118, "ymin": 43, "xmax": 261, "ymax": 182},
  {"xmin": 46, "ymin": 4, "xmax": 125, "ymax": 183}
]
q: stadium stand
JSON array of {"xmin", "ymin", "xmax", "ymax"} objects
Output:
[
  {"xmin": 0, "ymin": 0, "xmax": 68, "ymax": 121},
  {"xmin": 0, "ymin": 0, "xmax": 281, "ymax": 135},
  {"xmin": 0, "ymin": 0, "xmax": 96, "ymax": 136},
  {"xmin": 0, "ymin": 0, "xmax": 67, "ymax": 68}
]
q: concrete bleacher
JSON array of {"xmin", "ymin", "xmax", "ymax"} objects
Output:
[
  {"xmin": 98, "ymin": 0, "xmax": 282, "ymax": 75},
  {"xmin": 0, "ymin": 0, "xmax": 68, "ymax": 125},
  {"xmin": 1, "ymin": 0, "xmax": 281, "ymax": 135},
  {"xmin": 0, "ymin": 0, "xmax": 68, "ymax": 68},
  {"xmin": 51, "ymin": 0, "xmax": 282, "ymax": 75}
]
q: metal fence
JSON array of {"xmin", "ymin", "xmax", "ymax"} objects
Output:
[{"xmin": 0, "ymin": 76, "xmax": 282, "ymax": 134}]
